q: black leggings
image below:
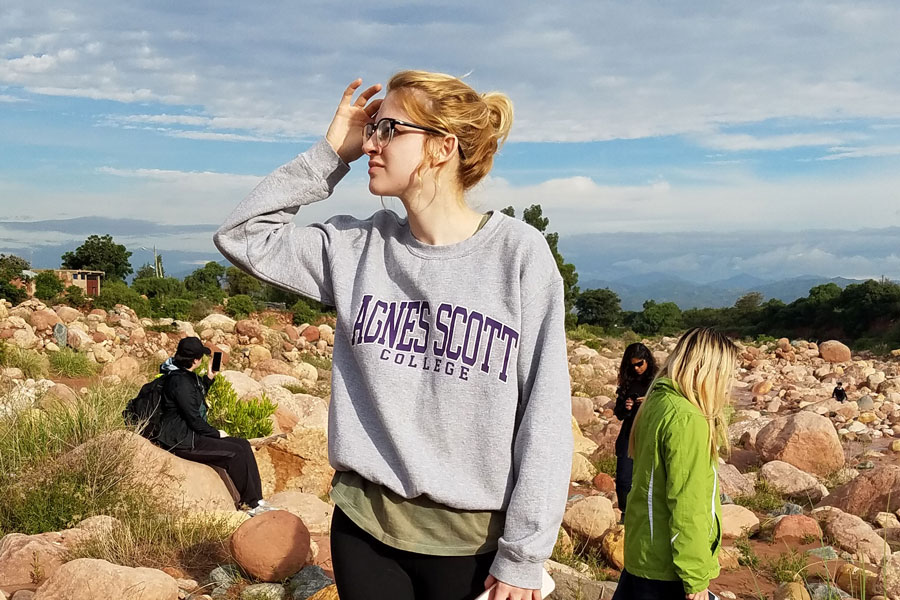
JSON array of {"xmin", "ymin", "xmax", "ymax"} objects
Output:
[
  {"xmin": 615, "ymin": 455, "xmax": 634, "ymax": 513},
  {"xmin": 612, "ymin": 569, "xmax": 686, "ymax": 600},
  {"xmin": 330, "ymin": 506, "xmax": 496, "ymax": 600},
  {"xmin": 172, "ymin": 435, "xmax": 263, "ymax": 507}
]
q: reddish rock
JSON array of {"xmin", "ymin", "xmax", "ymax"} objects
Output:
[
  {"xmin": 91, "ymin": 332, "xmax": 108, "ymax": 343},
  {"xmin": 816, "ymin": 464, "xmax": 900, "ymax": 521},
  {"xmin": 235, "ymin": 319, "xmax": 263, "ymax": 339},
  {"xmin": 301, "ymin": 326, "xmax": 320, "ymax": 343},
  {"xmin": 100, "ymin": 356, "xmax": 142, "ymax": 382},
  {"xmin": 592, "ymin": 472, "xmax": 616, "ymax": 494},
  {"xmin": 33, "ymin": 558, "xmax": 177, "ymax": 600},
  {"xmin": 819, "ymin": 340, "xmax": 851, "ymax": 363},
  {"xmin": 755, "ymin": 411, "xmax": 844, "ymax": 476},
  {"xmin": 29, "ymin": 309, "xmax": 60, "ymax": 331},
  {"xmin": 231, "ymin": 510, "xmax": 310, "ymax": 582},
  {"xmin": 89, "ymin": 309, "xmax": 107, "ymax": 320},
  {"xmin": 252, "ymin": 358, "xmax": 295, "ymax": 379},
  {"xmin": 284, "ymin": 325, "xmax": 300, "ymax": 342},
  {"xmin": 772, "ymin": 515, "xmax": 823, "ymax": 545}
]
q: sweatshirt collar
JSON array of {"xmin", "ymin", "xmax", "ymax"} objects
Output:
[{"xmin": 400, "ymin": 210, "xmax": 503, "ymax": 260}]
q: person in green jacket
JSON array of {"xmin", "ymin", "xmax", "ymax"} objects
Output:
[{"xmin": 614, "ymin": 327, "xmax": 739, "ymax": 600}]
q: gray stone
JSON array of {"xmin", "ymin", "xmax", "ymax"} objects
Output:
[
  {"xmin": 858, "ymin": 395, "xmax": 875, "ymax": 411},
  {"xmin": 545, "ymin": 560, "xmax": 617, "ymax": 599},
  {"xmin": 206, "ymin": 564, "xmax": 243, "ymax": 588},
  {"xmin": 53, "ymin": 322, "xmax": 67, "ymax": 347},
  {"xmin": 241, "ymin": 583, "xmax": 286, "ymax": 600},
  {"xmin": 288, "ymin": 565, "xmax": 333, "ymax": 600},
  {"xmin": 771, "ymin": 503, "xmax": 804, "ymax": 516},
  {"xmin": 807, "ymin": 546, "xmax": 839, "ymax": 560},
  {"xmin": 807, "ymin": 582, "xmax": 850, "ymax": 599}
]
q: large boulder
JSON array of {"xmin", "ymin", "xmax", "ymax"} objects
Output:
[
  {"xmin": 33, "ymin": 558, "xmax": 177, "ymax": 600},
  {"xmin": 66, "ymin": 431, "xmax": 236, "ymax": 512},
  {"xmin": 721, "ymin": 505, "xmax": 760, "ymax": 539},
  {"xmin": 562, "ymin": 496, "xmax": 616, "ymax": 544},
  {"xmin": 54, "ymin": 305, "xmax": 81, "ymax": 323},
  {"xmin": 235, "ymin": 319, "xmax": 264, "ymax": 339},
  {"xmin": 772, "ymin": 515, "xmax": 823, "ymax": 545},
  {"xmin": 231, "ymin": 510, "xmax": 310, "ymax": 582},
  {"xmin": 220, "ymin": 370, "xmax": 263, "ymax": 400},
  {"xmin": 254, "ymin": 428, "xmax": 333, "ymax": 498},
  {"xmin": 600, "ymin": 524, "xmax": 625, "ymax": 570},
  {"xmin": 759, "ymin": 460, "xmax": 827, "ymax": 502},
  {"xmin": 100, "ymin": 356, "xmax": 142, "ymax": 382},
  {"xmin": 819, "ymin": 340, "xmax": 852, "ymax": 363},
  {"xmin": 718, "ymin": 462, "xmax": 755, "ymax": 498},
  {"xmin": 197, "ymin": 314, "xmax": 237, "ymax": 333},
  {"xmin": 811, "ymin": 506, "xmax": 888, "ymax": 564},
  {"xmin": 755, "ymin": 412, "xmax": 844, "ymax": 476},
  {"xmin": 266, "ymin": 491, "xmax": 333, "ymax": 535},
  {"xmin": 29, "ymin": 309, "xmax": 60, "ymax": 331},
  {"xmin": 252, "ymin": 359, "xmax": 295, "ymax": 380},
  {"xmin": 816, "ymin": 464, "xmax": 900, "ymax": 521}
]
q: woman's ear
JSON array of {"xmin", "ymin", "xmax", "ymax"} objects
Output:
[{"xmin": 429, "ymin": 135, "xmax": 459, "ymax": 167}]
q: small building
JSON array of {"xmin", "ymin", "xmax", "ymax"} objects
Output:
[{"xmin": 27, "ymin": 269, "xmax": 105, "ymax": 297}]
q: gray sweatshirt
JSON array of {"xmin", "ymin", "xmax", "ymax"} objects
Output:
[{"xmin": 214, "ymin": 139, "xmax": 573, "ymax": 589}]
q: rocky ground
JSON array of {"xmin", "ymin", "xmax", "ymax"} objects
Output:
[{"xmin": 2, "ymin": 296, "xmax": 900, "ymax": 599}]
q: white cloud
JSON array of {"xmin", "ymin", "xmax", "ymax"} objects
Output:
[
  {"xmin": 820, "ymin": 145, "xmax": 900, "ymax": 160},
  {"xmin": 3, "ymin": 1, "xmax": 900, "ymax": 142},
  {"xmin": 0, "ymin": 93, "xmax": 26, "ymax": 102},
  {"xmin": 696, "ymin": 132, "xmax": 853, "ymax": 152}
]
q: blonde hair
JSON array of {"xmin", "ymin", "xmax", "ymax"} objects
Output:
[
  {"xmin": 387, "ymin": 70, "xmax": 513, "ymax": 191},
  {"xmin": 629, "ymin": 328, "xmax": 739, "ymax": 460}
]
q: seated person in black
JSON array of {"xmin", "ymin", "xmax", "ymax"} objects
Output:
[
  {"xmin": 832, "ymin": 381, "xmax": 847, "ymax": 403},
  {"xmin": 613, "ymin": 342, "xmax": 657, "ymax": 514},
  {"xmin": 156, "ymin": 336, "xmax": 264, "ymax": 509}
]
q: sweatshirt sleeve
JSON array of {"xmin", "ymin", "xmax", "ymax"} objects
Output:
[
  {"xmin": 662, "ymin": 412, "xmax": 717, "ymax": 594},
  {"xmin": 490, "ymin": 278, "xmax": 574, "ymax": 589},
  {"xmin": 614, "ymin": 385, "xmax": 628, "ymax": 420},
  {"xmin": 213, "ymin": 139, "xmax": 350, "ymax": 305}
]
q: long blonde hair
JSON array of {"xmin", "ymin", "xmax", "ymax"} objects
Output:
[
  {"xmin": 629, "ymin": 328, "xmax": 739, "ymax": 460},
  {"xmin": 387, "ymin": 70, "xmax": 513, "ymax": 191}
]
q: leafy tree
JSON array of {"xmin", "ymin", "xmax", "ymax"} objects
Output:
[
  {"xmin": 505, "ymin": 204, "xmax": 580, "ymax": 325},
  {"xmin": 734, "ymin": 291, "xmax": 764, "ymax": 314},
  {"xmin": 632, "ymin": 300, "xmax": 683, "ymax": 336},
  {"xmin": 95, "ymin": 280, "xmax": 151, "ymax": 317},
  {"xmin": 61, "ymin": 234, "xmax": 133, "ymax": 281},
  {"xmin": 63, "ymin": 285, "xmax": 89, "ymax": 309},
  {"xmin": 226, "ymin": 266, "xmax": 262, "ymax": 297},
  {"xmin": 184, "ymin": 262, "xmax": 226, "ymax": 302},
  {"xmin": 292, "ymin": 298, "xmax": 326, "ymax": 326},
  {"xmin": 33, "ymin": 272, "xmax": 65, "ymax": 301},
  {"xmin": 0, "ymin": 281, "xmax": 26, "ymax": 305},
  {"xmin": 575, "ymin": 288, "xmax": 622, "ymax": 328},
  {"xmin": 132, "ymin": 276, "xmax": 185, "ymax": 300},
  {"xmin": 0, "ymin": 254, "xmax": 30, "ymax": 282},
  {"xmin": 133, "ymin": 263, "xmax": 158, "ymax": 281},
  {"xmin": 225, "ymin": 294, "xmax": 257, "ymax": 319}
]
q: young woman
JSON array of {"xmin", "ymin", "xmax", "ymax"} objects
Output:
[
  {"xmin": 615, "ymin": 328, "xmax": 738, "ymax": 600},
  {"xmin": 612, "ymin": 343, "xmax": 656, "ymax": 514},
  {"xmin": 214, "ymin": 72, "xmax": 572, "ymax": 600},
  {"xmin": 156, "ymin": 336, "xmax": 264, "ymax": 510}
]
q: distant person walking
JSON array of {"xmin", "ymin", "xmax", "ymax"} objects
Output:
[
  {"xmin": 215, "ymin": 71, "xmax": 572, "ymax": 600},
  {"xmin": 615, "ymin": 328, "xmax": 738, "ymax": 600},
  {"xmin": 612, "ymin": 343, "xmax": 656, "ymax": 515},
  {"xmin": 156, "ymin": 337, "xmax": 264, "ymax": 511},
  {"xmin": 832, "ymin": 382, "xmax": 847, "ymax": 403}
]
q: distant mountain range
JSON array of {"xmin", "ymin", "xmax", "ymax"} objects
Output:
[{"xmin": 581, "ymin": 274, "xmax": 867, "ymax": 311}]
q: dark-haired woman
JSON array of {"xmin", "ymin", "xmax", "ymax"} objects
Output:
[{"xmin": 613, "ymin": 343, "xmax": 656, "ymax": 514}]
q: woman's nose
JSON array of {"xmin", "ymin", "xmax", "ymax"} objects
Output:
[{"xmin": 362, "ymin": 132, "xmax": 378, "ymax": 156}]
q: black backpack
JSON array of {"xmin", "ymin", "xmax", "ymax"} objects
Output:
[{"xmin": 123, "ymin": 374, "xmax": 168, "ymax": 440}]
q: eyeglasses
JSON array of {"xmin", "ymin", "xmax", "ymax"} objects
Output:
[
  {"xmin": 632, "ymin": 360, "xmax": 646, "ymax": 369},
  {"xmin": 363, "ymin": 117, "xmax": 465, "ymax": 159}
]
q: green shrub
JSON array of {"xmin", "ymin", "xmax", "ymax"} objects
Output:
[
  {"xmin": 64, "ymin": 285, "xmax": 90, "ymax": 309},
  {"xmin": 225, "ymin": 295, "xmax": 257, "ymax": 319},
  {"xmin": 33, "ymin": 272, "xmax": 65, "ymax": 301},
  {"xmin": 96, "ymin": 281, "xmax": 151, "ymax": 317},
  {"xmin": 734, "ymin": 533, "xmax": 760, "ymax": 569},
  {"xmin": 152, "ymin": 298, "xmax": 192, "ymax": 321},
  {"xmin": 0, "ymin": 345, "xmax": 47, "ymax": 379},
  {"xmin": 188, "ymin": 299, "xmax": 216, "ymax": 322},
  {"xmin": 735, "ymin": 480, "xmax": 785, "ymax": 513},
  {"xmin": 299, "ymin": 353, "xmax": 332, "ymax": 371},
  {"xmin": 0, "ymin": 281, "xmax": 26, "ymax": 305},
  {"xmin": 765, "ymin": 548, "xmax": 808, "ymax": 583},
  {"xmin": 48, "ymin": 348, "xmax": 97, "ymax": 378},
  {"xmin": 567, "ymin": 324, "xmax": 603, "ymax": 342},
  {"xmin": 206, "ymin": 375, "xmax": 276, "ymax": 439},
  {"xmin": 291, "ymin": 298, "xmax": 324, "ymax": 326},
  {"xmin": 591, "ymin": 454, "xmax": 617, "ymax": 477}
]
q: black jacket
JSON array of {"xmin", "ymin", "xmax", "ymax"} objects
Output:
[
  {"xmin": 613, "ymin": 378, "xmax": 652, "ymax": 457},
  {"xmin": 156, "ymin": 368, "xmax": 220, "ymax": 450}
]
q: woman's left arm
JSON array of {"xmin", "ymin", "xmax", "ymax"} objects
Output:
[{"xmin": 488, "ymin": 277, "xmax": 574, "ymax": 593}]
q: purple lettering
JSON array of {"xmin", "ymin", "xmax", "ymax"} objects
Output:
[
  {"xmin": 479, "ymin": 317, "xmax": 504, "ymax": 374},
  {"xmin": 445, "ymin": 361, "xmax": 454, "ymax": 375},
  {"xmin": 351, "ymin": 295, "xmax": 373, "ymax": 345},
  {"xmin": 445, "ymin": 306, "xmax": 468, "ymax": 361},
  {"xmin": 458, "ymin": 365, "xmax": 469, "ymax": 381},
  {"xmin": 414, "ymin": 302, "xmax": 431, "ymax": 353},
  {"xmin": 432, "ymin": 304, "xmax": 452, "ymax": 356},
  {"xmin": 377, "ymin": 301, "xmax": 408, "ymax": 347},
  {"xmin": 434, "ymin": 358, "xmax": 442, "ymax": 372},
  {"xmin": 380, "ymin": 348, "xmax": 390, "ymax": 361},
  {"xmin": 364, "ymin": 300, "xmax": 389, "ymax": 343},
  {"xmin": 461, "ymin": 310, "xmax": 484, "ymax": 367},
  {"xmin": 395, "ymin": 301, "xmax": 420, "ymax": 352},
  {"xmin": 406, "ymin": 353, "xmax": 419, "ymax": 368},
  {"xmin": 394, "ymin": 352, "xmax": 405, "ymax": 365},
  {"xmin": 498, "ymin": 325, "xmax": 520, "ymax": 383}
]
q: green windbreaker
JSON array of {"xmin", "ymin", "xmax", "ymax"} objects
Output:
[{"xmin": 623, "ymin": 377, "xmax": 722, "ymax": 594}]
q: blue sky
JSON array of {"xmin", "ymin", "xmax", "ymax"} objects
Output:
[{"xmin": 2, "ymin": 1, "xmax": 900, "ymax": 282}]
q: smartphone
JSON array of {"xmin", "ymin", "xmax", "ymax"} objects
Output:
[
  {"xmin": 709, "ymin": 592, "xmax": 720, "ymax": 600},
  {"xmin": 211, "ymin": 351, "xmax": 222, "ymax": 372}
]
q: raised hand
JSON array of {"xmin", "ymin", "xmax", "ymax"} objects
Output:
[{"xmin": 325, "ymin": 78, "xmax": 383, "ymax": 164}]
